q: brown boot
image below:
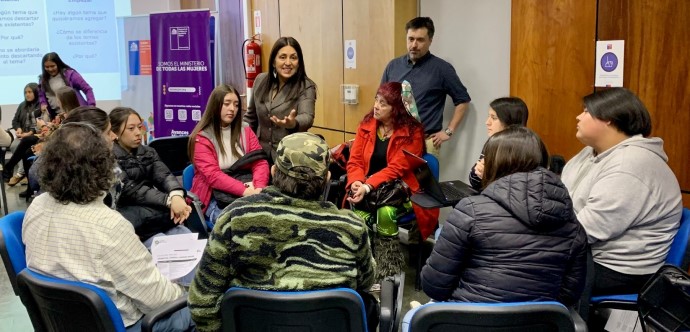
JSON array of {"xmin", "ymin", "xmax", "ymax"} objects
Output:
[{"xmin": 8, "ymin": 175, "xmax": 24, "ymax": 187}]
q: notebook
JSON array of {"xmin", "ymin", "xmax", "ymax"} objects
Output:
[{"xmin": 403, "ymin": 150, "xmax": 478, "ymax": 205}]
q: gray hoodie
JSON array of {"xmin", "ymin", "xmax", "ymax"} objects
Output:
[{"xmin": 562, "ymin": 135, "xmax": 682, "ymax": 275}]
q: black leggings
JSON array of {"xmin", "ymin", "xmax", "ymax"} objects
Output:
[{"xmin": 4, "ymin": 135, "xmax": 38, "ymax": 176}]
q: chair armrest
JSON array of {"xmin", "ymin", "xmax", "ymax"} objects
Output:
[
  {"xmin": 569, "ymin": 306, "xmax": 588, "ymax": 332},
  {"xmin": 379, "ymin": 272, "xmax": 405, "ymax": 332},
  {"xmin": 140, "ymin": 296, "xmax": 188, "ymax": 332},
  {"xmin": 380, "ymin": 278, "xmax": 395, "ymax": 332}
]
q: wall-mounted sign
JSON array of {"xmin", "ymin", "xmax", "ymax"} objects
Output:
[{"xmin": 595, "ymin": 40, "xmax": 624, "ymax": 87}]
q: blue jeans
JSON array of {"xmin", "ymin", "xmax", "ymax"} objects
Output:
[{"xmin": 125, "ymin": 307, "xmax": 195, "ymax": 332}]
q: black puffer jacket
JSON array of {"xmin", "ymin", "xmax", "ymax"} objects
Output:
[
  {"xmin": 113, "ymin": 144, "xmax": 183, "ymax": 208},
  {"xmin": 421, "ymin": 167, "xmax": 588, "ymax": 306}
]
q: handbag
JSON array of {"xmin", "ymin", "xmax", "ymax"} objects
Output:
[
  {"xmin": 638, "ymin": 264, "xmax": 690, "ymax": 332},
  {"xmin": 355, "ymin": 179, "xmax": 409, "ymax": 212},
  {"xmin": 212, "ymin": 149, "xmax": 267, "ymax": 209}
]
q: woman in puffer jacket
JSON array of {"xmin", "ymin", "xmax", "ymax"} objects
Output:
[
  {"xmin": 110, "ymin": 107, "xmax": 192, "ymax": 242},
  {"xmin": 421, "ymin": 126, "xmax": 588, "ymax": 306}
]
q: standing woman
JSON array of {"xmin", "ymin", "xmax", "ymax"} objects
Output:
[
  {"xmin": 469, "ymin": 97, "xmax": 528, "ymax": 190},
  {"xmin": 188, "ymin": 84, "xmax": 270, "ymax": 223},
  {"xmin": 4, "ymin": 83, "xmax": 41, "ymax": 185},
  {"xmin": 346, "ymin": 82, "xmax": 439, "ymax": 281},
  {"xmin": 244, "ymin": 37, "xmax": 316, "ymax": 163},
  {"xmin": 110, "ymin": 107, "xmax": 192, "ymax": 242},
  {"xmin": 38, "ymin": 52, "xmax": 96, "ymax": 118}
]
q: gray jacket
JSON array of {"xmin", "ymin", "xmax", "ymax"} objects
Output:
[
  {"xmin": 562, "ymin": 135, "xmax": 682, "ymax": 275},
  {"xmin": 244, "ymin": 72, "xmax": 316, "ymax": 162}
]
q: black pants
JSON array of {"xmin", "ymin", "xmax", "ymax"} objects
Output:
[
  {"xmin": 118, "ymin": 205, "xmax": 178, "ymax": 241},
  {"xmin": 3, "ymin": 135, "xmax": 38, "ymax": 177},
  {"xmin": 591, "ymin": 262, "xmax": 652, "ymax": 296}
]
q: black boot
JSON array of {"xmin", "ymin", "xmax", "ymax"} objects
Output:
[{"xmin": 18, "ymin": 189, "xmax": 31, "ymax": 198}]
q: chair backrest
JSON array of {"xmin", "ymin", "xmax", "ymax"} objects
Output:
[
  {"xmin": 17, "ymin": 269, "xmax": 126, "ymax": 332},
  {"xmin": 409, "ymin": 302, "xmax": 575, "ymax": 332},
  {"xmin": 422, "ymin": 153, "xmax": 439, "ymax": 180},
  {"xmin": 221, "ymin": 287, "xmax": 368, "ymax": 332},
  {"xmin": 182, "ymin": 164, "xmax": 194, "ymax": 191},
  {"xmin": 666, "ymin": 207, "xmax": 690, "ymax": 267},
  {"xmin": 148, "ymin": 135, "xmax": 190, "ymax": 176},
  {"xmin": 0, "ymin": 211, "xmax": 26, "ymax": 295}
]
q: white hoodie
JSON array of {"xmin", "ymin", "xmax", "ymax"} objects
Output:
[{"xmin": 562, "ymin": 135, "xmax": 682, "ymax": 275}]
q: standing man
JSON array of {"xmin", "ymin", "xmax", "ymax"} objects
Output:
[{"xmin": 381, "ymin": 17, "xmax": 471, "ymax": 156}]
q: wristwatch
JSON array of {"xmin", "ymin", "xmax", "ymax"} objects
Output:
[{"xmin": 444, "ymin": 128, "xmax": 454, "ymax": 137}]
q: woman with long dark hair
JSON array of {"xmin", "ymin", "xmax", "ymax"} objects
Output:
[
  {"xmin": 188, "ymin": 84, "xmax": 269, "ymax": 223},
  {"xmin": 244, "ymin": 37, "xmax": 317, "ymax": 163},
  {"xmin": 38, "ymin": 52, "xmax": 95, "ymax": 117},
  {"xmin": 4, "ymin": 83, "xmax": 41, "ymax": 186}
]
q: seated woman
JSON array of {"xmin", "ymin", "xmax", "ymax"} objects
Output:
[
  {"xmin": 24, "ymin": 121, "xmax": 193, "ymax": 332},
  {"xmin": 188, "ymin": 84, "xmax": 269, "ymax": 223},
  {"xmin": 346, "ymin": 81, "xmax": 438, "ymax": 282},
  {"xmin": 28, "ymin": 106, "xmax": 118, "ymax": 199},
  {"xmin": 110, "ymin": 107, "xmax": 192, "ymax": 242},
  {"xmin": 561, "ymin": 87, "xmax": 682, "ymax": 296},
  {"xmin": 4, "ymin": 83, "xmax": 41, "ymax": 186},
  {"xmin": 469, "ymin": 97, "xmax": 529, "ymax": 190},
  {"xmin": 406, "ymin": 127, "xmax": 588, "ymax": 331}
]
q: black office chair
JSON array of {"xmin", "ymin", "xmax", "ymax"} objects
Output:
[
  {"xmin": 16, "ymin": 269, "xmax": 187, "ymax": 332},
  {"xmin": 221, "ymin": 280, "xmax": 402, "ymax": 332},
  {"xmin": 148, "ymin": 135, "xmax": 190, "ymax": 176},
  {"xmin": 408, "ymin": 301, "xmax": 587, "ymax": 332}
]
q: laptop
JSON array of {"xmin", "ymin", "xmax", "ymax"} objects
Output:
[{"xmin": 403, "ymin": 150, "xmax": 478, "ymax": 205}]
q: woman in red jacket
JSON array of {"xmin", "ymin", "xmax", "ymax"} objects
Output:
[
  {"xmin": 188, "ymin": 84, "xmax": 270, "ymax": 223},
  {"xmin": 347, "ymin": 82, "xmax": 439, "ymax": 281}
]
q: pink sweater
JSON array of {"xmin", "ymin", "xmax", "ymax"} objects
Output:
[{"xmin": 190, "ymin": 127, "xmax": 269, "ymax": 212}]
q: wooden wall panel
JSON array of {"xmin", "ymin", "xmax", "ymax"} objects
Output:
[
  {"xmin": 308, "ymin": 127, "xmax": 345, "ymax": 149},
  {"xmin": 343, "ymin": 0, "xmax": 417, "ymax": 134},
  {"xmin": 598, "ymin": 0, "xmax": 690, "ymax": 197},
  {"xmin": 510, "ymin": 0, "xmax": 597, "ymax": 159},
  {"xmin": 278, "ymin": 0, "xmax": 344, "ymax": 136},
  {"xmin": 250, "ymin": 0, "xmax": 280, "ymax": 72}
]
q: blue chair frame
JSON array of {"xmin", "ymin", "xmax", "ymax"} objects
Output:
[
  {"xmin": 590, "ymin": 207, "xmax": 690, "ymax": 309},
  {"xmin": 409, "ymin": 301, "xmax": 586, "ymax": 332},
  {"xmin": 182, "ymin": 164, "xmax": 213, "ymax": 231},
  {"xmin": 0, "ymin": 211, "xmax": 27, "ymax": 295}
]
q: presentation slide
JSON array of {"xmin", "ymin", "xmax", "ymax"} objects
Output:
[{"xmin": 0, "ymin": 0, "xmax": 131, "ymax": 105}]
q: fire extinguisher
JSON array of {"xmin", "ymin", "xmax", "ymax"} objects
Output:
[{"xmin": 243, "ymin": 35, "xmax": 262, "ymax": 88}]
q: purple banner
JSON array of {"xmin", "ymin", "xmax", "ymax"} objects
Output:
[{"xmin": 150, "ymin": 10, "xmax": 212, "ymax": 138}]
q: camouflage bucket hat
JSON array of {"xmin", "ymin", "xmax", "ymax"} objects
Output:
[{"xmin": 275, "ymin": 132, "xmax": 329, "ymax": 180}]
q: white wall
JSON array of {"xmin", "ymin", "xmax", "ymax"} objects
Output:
[{"xmin": 421, "ymin": 0, "xmax": 512, "ymax": 218}]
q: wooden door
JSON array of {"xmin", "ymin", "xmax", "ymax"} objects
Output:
[
  {"xmin": 598, "ymin": 0, "xmax": 690, "ymax": 205},
  {"xmin": 510, "ymin": 0, "xmax": 597, "ymax": 159},
  {"xmin": 278, "ymin": 0, "xmax": 345, "ymax": 145},
  {"xmin": 342, "ymin": 0, "xmax": 416, "ymax": 135}
]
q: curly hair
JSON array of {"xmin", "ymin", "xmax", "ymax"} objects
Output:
[
  {"xmin": 362, "ymin": 82, "xmax": 423, "ymax": 144},
  {"xmin": 39, "ymin": 123, "xmax": 114, "ymax": 204}
]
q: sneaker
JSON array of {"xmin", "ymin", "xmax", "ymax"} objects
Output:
[
  {"xmin": 369, "ymin": 283, "xmax": 381, "ymax": 293},
  {"xmin": 19, "ymin": 177, "xmax": 28, "ymax": 185},
  {"xmin": 18, "ymin": 190, "xmax": 31, "ymax": 198},
  {"xmin": 7, "ymin": 175, "xmax": 23, "ymax": 187}
]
